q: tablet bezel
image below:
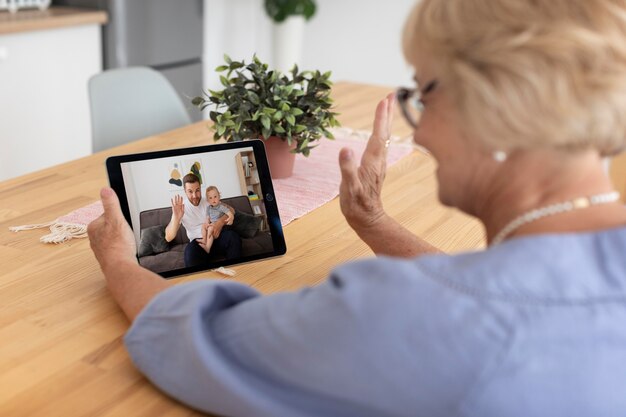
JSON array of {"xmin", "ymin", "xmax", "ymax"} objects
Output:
[{"xmin": 106, "ymin": 140, "xmax": 287, "ymax": 279}]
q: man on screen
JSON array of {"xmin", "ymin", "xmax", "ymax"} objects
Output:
[{"xmin": 165, "ymin": 174, "xmax": 241, "ymax": 267}]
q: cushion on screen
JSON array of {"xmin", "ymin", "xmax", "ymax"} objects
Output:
[
  {"xmin": 231, "ymin": 210, "xmax": 262, "ymax": 238},
  {"xmin": 138, "ymin": 225, "xmax": 170, "ymax": 257}
]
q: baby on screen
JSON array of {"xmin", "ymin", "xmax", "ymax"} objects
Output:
[{"xmin": 199, "ymin": 185, "xmax": 234, "ymax": 253}]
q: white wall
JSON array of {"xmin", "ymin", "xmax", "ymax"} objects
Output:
[
  {"xmin": 302, "ymin": 0, "xmax": 417, "ymax": 87},
  {"xmin": 121, "ymin": 147, "xmax": 252, "ymax": 242},
  {"xmin": 203, "ymin": 0, "xmax": 417, "ymax": 94},
  {"xmin": 203, "ymin": 0, "xmax": 272, "ymax": 93}
]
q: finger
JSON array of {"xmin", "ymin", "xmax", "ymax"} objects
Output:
[
  {"xmin": 372, "ymin": 96, "xmax": 390, "ymax": 140},
  {"xmin": 363, "ymin": 96, "xmax": 391, "ymax": 163},
  {"xmin": 338, "ymin": 148, "xmax": 361, "ymax": 193},
  {"xmin": 100, "ymin": 188, "xmax": 124, "ymax": 222},
  {"xmin": 87, "ymin": 215, "xmax": 104, "ymax": 238},
  {"xmin": 386, "ymin": 92, "xmax": 396, "ymax": 127}
]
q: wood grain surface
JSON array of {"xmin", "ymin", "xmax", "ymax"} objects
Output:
[
  {"xmin": 0, "ymin": 7, "xmax": 107, "ymax": 35},
  {"xmin": 0, "ymin": 82, "xmax": 484, "ymax": 416}
]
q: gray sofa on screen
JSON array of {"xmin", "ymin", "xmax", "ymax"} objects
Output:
[{"xmin": 138, "ymin": 196, "xmax": 273, "ymax": 273}]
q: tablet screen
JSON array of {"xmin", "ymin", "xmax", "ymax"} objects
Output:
[{"xmin": 106, "ymin": 140, "xmax": 286, "ymax": 278}]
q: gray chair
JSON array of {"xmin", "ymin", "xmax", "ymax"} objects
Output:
[{"xmin": 88, "ymin": 67, "xmax": 192, "ymax": 152}]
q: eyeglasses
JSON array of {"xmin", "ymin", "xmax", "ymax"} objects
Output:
[{"xmin": 396, "ymin": 80, "xmax": 438, "ymax": 128}]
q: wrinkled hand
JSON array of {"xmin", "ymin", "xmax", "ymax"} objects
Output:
[
  {"xmin": 88, "ymin": 188, "xmax": 137, "ymax": 271},
  {"xmin": 171, "ymin": 195, "xmax": 185, "ymax": 220},
  {"xmin": 339, "ymin": 93, "xmax": 395, "ymax": 231}
]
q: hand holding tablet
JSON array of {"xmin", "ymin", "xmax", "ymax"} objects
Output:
[{"xmin": 106, "ymin": 140, "xmax": 287, "ymax": 279}]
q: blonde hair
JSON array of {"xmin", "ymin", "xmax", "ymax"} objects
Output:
[
  {"xmin": 206, "ymin": 185, "xmax": 220, "ymax": 196},
  {"xmin": 402, "ymin": 0, "xmax": 626, "ymax": 156}
]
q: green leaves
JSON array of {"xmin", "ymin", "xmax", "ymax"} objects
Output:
[
  {"xmin": 190, "ymin": 54, "xmax": 340, "ymax": 156},
  {"xmin": 260, "ymin": 115, "xmax": 271, "ymax": 131},
  {"xmin": 248, "ymin": 91, "xmax": 260, "ymax": 105},
  {"xmin": 264, "ymin": 0, "xmax": 316, "ymax": 23}
]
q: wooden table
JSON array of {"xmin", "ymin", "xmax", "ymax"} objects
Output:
[{"xmin": 0, "ymin": 82, "xmax": 484, "ymax": 416}]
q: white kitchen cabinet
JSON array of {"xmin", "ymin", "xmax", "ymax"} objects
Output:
[{"xmin": 0, "ymin": 21, "xmax": 102, "ymax": 181}]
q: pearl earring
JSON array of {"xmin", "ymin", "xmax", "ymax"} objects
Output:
[{"xmin": 493, "ymin": 150, "xmax": 507, "ymax": 162}]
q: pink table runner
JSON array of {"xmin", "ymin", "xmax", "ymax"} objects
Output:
[
  {"xmin": 9, "ymin": 129, "xmax": 414, "ymax": 243},
  {"xmin": 272, "ymin": 131, "xmax": 414, "ymax": 225}
]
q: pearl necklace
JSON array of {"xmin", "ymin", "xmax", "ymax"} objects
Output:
[{"xmin": 491, "ymin": 191, "xmax": 621, "ymax": 245}]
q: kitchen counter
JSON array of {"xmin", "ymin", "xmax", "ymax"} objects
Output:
[{"xmin": 0, "ymin": 6, "xmax": 106, "ymax": 35}]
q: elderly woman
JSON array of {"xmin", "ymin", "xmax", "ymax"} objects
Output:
[{"xmin": 88, "ymin": 0, "xmax": 626, "ymax": 416}]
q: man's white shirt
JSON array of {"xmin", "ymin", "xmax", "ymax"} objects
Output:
[{"xmin": 181, "ymin": 198, "xmax": 208, "ymax": 241}]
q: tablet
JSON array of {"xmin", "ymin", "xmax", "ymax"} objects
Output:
[{"xmin": 106, "ymin": 140, "xmax": 286, "ymax": 279}]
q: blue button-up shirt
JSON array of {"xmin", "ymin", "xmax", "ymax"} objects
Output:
[{"xmin": 125, "ymin": 227, "xmax": 626, "ymax": 417}]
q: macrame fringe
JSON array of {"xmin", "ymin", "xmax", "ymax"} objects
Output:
[
  {"xmin": 8, "ymin": 221, "xmax": 53, "ymax": 232},
  {"xmin": 9, "ymin": 221, "xmax": 88, "ymax": 244}
]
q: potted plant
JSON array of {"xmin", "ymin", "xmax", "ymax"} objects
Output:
[
  {"xmin": 192, "ymin": 54, "xmax": 340, "ymax": 178},
  {"xmin": 264, "ymin": 0, "xmax": 317, "ymax": 73}
]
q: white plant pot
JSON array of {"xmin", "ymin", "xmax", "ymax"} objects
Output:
[{"xmin": 272, "ymin": 15, "xmax": 306, "ymax": 73}]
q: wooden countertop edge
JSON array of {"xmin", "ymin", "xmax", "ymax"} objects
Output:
[{"xmin": 0, "ymin": 6, "xmax": 107, "ymax": 35}]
